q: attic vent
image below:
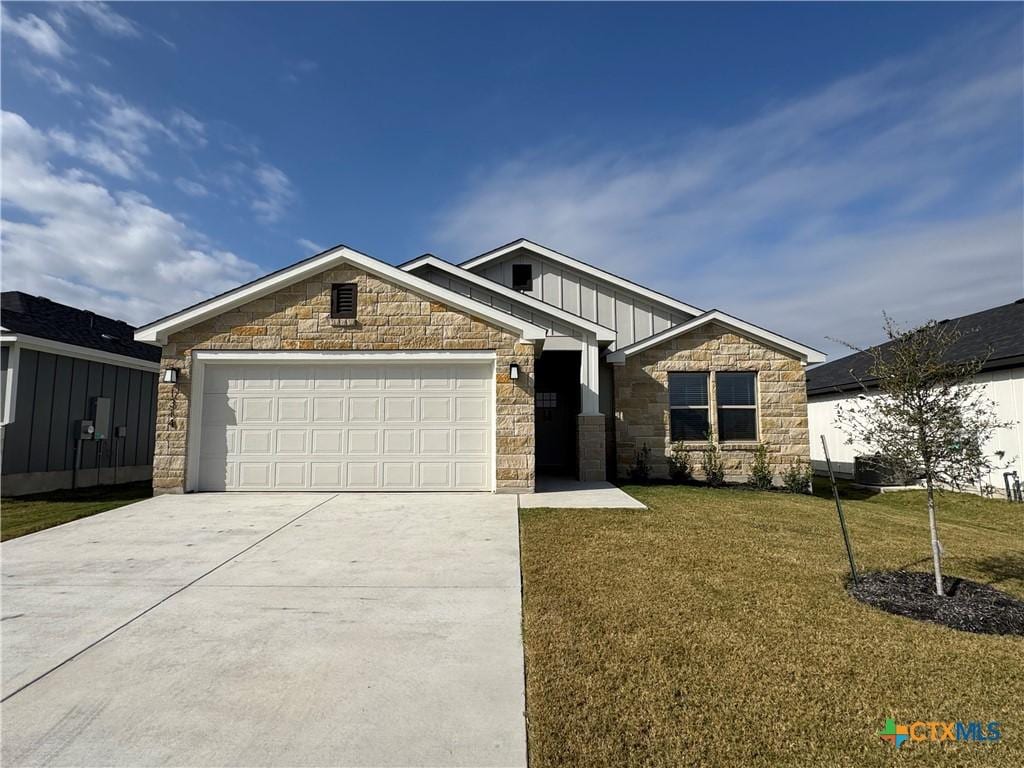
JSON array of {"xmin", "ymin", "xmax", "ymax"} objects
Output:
[
  {"xmin": 512, "ymin": 263, "xmax": 532, "ymax": 291},
  {"xmin": 331, "ymin": 283, "xmax": 358, "ymax": 319}
]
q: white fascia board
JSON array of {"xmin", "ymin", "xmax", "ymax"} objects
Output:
[
  {"xmin": 460, "ymin": 239, "xmax": 705, "ymax": 318},
  {"xmin": 606, "ymin": 310, "xmax": 826, "ymax": 365},
  {"xmin": 134, "ymin": 246, "xmax": 547, "ymax": 345},
  {"xmin": 402, "ymin": 254, "xmax": 616, "ymax": 342},
  {"xmin": 5, "ymin": 333, "xmax": 160, "ymax": 372}
]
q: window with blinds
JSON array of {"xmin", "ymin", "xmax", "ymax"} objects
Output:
[
  {"xmin": 668, "ymin": 372, "xmax": 709, "ymax": 441},
  {"xmin": 716, "ymin": 372, "xmax": 757, "ymax": 441}
]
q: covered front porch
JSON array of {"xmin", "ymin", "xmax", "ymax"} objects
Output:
[{"xmin": 532, "ymin": 341, "xmax": 611, "ymax": 483}]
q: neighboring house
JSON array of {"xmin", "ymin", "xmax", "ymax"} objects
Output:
[
  {"xmin": 807, "ymin": 299, "xmax": 1024, "ymax": 493},
  {"xmin": 134, "ymin": 239, "xmax": 824, "ymax": 494},
  {"xmin": 1, "ymin": 292, "xmax": 161, "ymax": 496}
]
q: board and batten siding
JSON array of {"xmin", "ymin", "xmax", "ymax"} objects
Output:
[
  {"xmin": 808, "ymin": 366, "xmax": 1024, "ymax": 494},
  {"xmin": 470, "ymin": 248, "xmax": 693, "ymax": 349},
  {"xmin": 417, "ymin": 266, "xmax": 585, "ymax": 340},
  {"xmin": 1, "ymin": 348, "xmax": 157, "ymax": 491}
]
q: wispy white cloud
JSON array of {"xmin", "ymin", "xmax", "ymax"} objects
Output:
[
  {"xmin": 170, "ymin": 109, "xmax": 207, "ymax": 147},
  {"xmin": 433, "ymin": 20, "xmax": 1023, "ymax": 357},
  {"xmin": 297, "ymin": 237, "xmax": 324, "ymax": 254},
  {"xmin": 174, "ymin": 177, "xmax": 209, "ymax": 198},
  {"xmin": 2, "ymin": 7, "xmax": 70, "ymax": 58},
  {"xmin": 281, "ymin": 58, "xmax": 318, "ymax": 84},
  {"xmin": 17, "ymin": 61, "xmax": 80, "ymax": 94},
  {"xmin": 1, "ymin": 111, "xmax": 260, "ymax": 326},
  {"xmin": 73, "ymin": 2, "xmax": 142, "ymax": 39},
  {"xmin": 251, "ymin": 162, "xmax": 296, "ymax": 223}
]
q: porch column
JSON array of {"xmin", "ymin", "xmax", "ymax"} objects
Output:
[{"xmin": 578, "ymin": 339, "xmax": 606, "ymax": 481}]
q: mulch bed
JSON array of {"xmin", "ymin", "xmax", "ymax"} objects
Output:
[{"xmin": 848, "ymin": 570, "xmax": 1024, "ymax": 636}]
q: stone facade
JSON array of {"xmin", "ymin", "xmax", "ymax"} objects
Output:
[
  {"xmin": 613, "ymin": 322, "xmax": 809, "ymax": 482},
  {"xmin": 576, "ymin": 414, "xmax": 606, "ymax": 481},
  {"xmin": 153, "ymin": 264, "xmax": 535, "ymax": 494}
]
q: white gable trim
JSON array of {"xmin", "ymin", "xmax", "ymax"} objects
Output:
[
  {"xmin": 605, "ymin": 310, "xmax": 826, "ymax": 365},
  {"xmin": 1, "ymin": 333, "xmax": 160, "ymax": 372},
  {"xmin": 401, "ymin": 254, "xmax": 616, "ymax": 343},
  {"xmin": 460, "ymin": 239, "xmax": 704, "ymax": 318},
  {"xmin": 134, "ymin": 246, "xmax": 548, "ymax": 346}
]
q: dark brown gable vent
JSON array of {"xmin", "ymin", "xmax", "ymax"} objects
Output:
[{"xmin": 331, "ymin": 283, "xmax": 358, "ymax": 319}]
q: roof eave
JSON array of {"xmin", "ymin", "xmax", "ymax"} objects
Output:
[{"xmin": 134, "ymin": 246, "xmax": 547, "ymax": 346}]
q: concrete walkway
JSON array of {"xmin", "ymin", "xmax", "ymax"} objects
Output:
[
  {"xmin": 1, "ymin": 493, "xmax": 526, "ymax": 768},
  {"xmin": 519, "ymin": 477, "xmax": 647, "ymax": 509}
]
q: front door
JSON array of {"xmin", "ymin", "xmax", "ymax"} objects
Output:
[{"xmin": 534, "ymin": 351, "xmax": 580, "ymax": 476}]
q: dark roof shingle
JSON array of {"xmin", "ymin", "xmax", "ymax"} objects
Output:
[
  {"xmin": 806, "ymin": 299, "xmax": 1024, "ymax": 395},
  {"xmin": 1, "ymin": 292, "xmax": 161, "ymax": 363}
]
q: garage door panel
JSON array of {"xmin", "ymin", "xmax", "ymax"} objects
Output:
[
  {"xmin": 346, "ymin": 462, "xmax": 379, "ymax": 488},
  {"xmin": 383, "ymin": 397, "xmax": 416, "ymax": 421},
  {"xmin": 312, "ymin": 429, "xmax": 344, "ymax": 453},
  {"xmin": 455, "ymin": 429, "xmax": 488, "ymax": 454},
  {"xmin": 277, "ymin": 397, "xmax": 309, "ymax": 422},
  {"xmin": 420, "ymin": 398, "xmax": 451, "ymax": 421},
  {"xmin": 241, "ymin": 398, "xmax": 274, "ymax": 422},
  {"xmin": 382, "ymin": 462, "xmax": 415, "ymax": 488},
  {"xmin": 383, "ymin": 429, "xmax": 415, "ymax": 454},
  {"xmin": 456, "ymin": 397, "xmax": 488, "ymax": 421},
  {"xmin": 348, "ymin": 397, "xmax": 380, "ymax": 422},
  {"xmin": 310, "ymin": 462, "xmax": 343, "ymax": 488},
  {"xmin": 347, "ymin": 430, "xmax": 379, "ymax": 454},
  {"xmin": 313, "ymin": 397, "xmax": 345, "ymax": 422},
  {"xmin": 276, "ymin": 430, "xmax": 307, "ymax": 454},
  {"xmin": 274, "ymin": 463, "xmax": 307, "ymax": 488},
  {"xmin": 198, "ymin": 361, "xmax": 493, "ymax": 491}
]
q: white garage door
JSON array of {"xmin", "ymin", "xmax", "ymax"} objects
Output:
[{"xmin": 197, "ymin": 361, "xmax": 493, "ymax": 491}]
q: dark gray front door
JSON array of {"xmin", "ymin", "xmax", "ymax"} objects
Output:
[{"xmin": 534, "ymin": 351, "xmax": 580, "ymax": 476}]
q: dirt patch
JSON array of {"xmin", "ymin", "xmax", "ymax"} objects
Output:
[{"xmin": 848, "ymin": 570, "xmax": 1024, "ymax": 636}]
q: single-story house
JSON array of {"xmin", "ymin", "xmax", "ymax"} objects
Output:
[
  {"xmin": 134, "ymin": 240, "xmax": 824, "ymax": 494},
  {"xmin": 1, "ymin": 292, "xmax": 161, "ymax": 496},
  {"xmin": 807, "ymin": 299, "xmax": 1024, "ymax": 495}
]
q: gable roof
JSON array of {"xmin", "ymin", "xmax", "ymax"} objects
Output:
[
  {"xmin": 134, "ymin": 245, "xmax": 548, "ymax": 346},
  {"xmin": 400, "ymin": 254, "xmax": 617, "ymax": 343},
  {"xmin": 459, "ymin": 238, "xmax": 704, "ymax": 318},
  {"xmin": 605, "ymin": 309, "xmax": 826, "ymax": 365},
  {"xmin": 1, "ymin": 292, "xmax": 160, "ymax": 363},
  {"xmin": 806, "ymin": 299, "xmax": 1024, "ymax": 396}
]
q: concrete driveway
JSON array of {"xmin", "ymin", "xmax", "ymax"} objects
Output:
[{"xmin": 1, "ymin": 493, "xmax": 526, "ymax": 767}]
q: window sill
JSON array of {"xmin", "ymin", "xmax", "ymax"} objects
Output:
[{"xmin": 719, "ymin": 442, "xmax": 760, "ymax": 450}]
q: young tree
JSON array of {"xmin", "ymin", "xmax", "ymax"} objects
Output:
[{"xmin": 833, "ymin": 315, "xmax": 1013, "ymax": 596}]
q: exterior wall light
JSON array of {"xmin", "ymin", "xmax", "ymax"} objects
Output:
[
  {"xmin": 162, "ymin": 368, "xmax": 180, "ymax": 384},
  {"xmin": 509, "ymin": 363, "xmax": 520, "ymax": 381}
]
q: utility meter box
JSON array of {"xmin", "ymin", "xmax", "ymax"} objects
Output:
[
  {"xmin": 90, "ymin": 397, "xmax": 111, "ymax": 440},
  {"xmin": 76, "ymin": 420, "xmax": 96, "ymax": 440}
]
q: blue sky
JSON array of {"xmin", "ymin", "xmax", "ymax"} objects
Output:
[{"xmin": 2, "ymin": 2, "xmax": 1021, "ymax": 357}]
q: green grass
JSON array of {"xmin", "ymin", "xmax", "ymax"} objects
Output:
[
  {"xmin": 519, "ymin": 483, "xmax": 1023, "ymax": 767},
  {"xmin": 1, "ymin": 481, "xmax": 152, "ymax": 541}
]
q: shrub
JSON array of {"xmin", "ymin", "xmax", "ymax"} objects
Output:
[
  {"xmin": 701, "ymin": 438, "xmax": 725, "ymax": 487},
  {"xmin": 749, "ymin": 444, "xmax": 773, "ymax": 490},
  {"xmin": 667, "ymin": 442, "xmax": 693, "ymax": 483},
  {"xmin": 629, "ymin": 443, "xmax": 652, "ymax": 483},
  {"xmin": 782, "ymin": 459, "xmax": 813, "ymax": 494}
]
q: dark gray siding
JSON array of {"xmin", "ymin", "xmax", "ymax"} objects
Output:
[{"xmin": 1, "ymin": 349, "xmax": 157, "ymax": 476}]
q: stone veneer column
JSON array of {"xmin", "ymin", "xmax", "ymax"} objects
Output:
[{"xmin": 577, "ymin": 413, "xmax": 606, "ymax": 481}]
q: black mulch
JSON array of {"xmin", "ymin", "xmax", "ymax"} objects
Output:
[{"xmin": 848, "ymin": 570, "xmax": 1024, "ymax": 636}]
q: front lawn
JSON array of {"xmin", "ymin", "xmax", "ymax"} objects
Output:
[
  {"xmin": 1, "ymin": 481, "xmax": 152, "ymax": 541},
  {"xmin": 519, "ymin": 483, "xmax": 1023, "ymax": 767}
]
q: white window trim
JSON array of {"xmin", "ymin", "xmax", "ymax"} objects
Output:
[
  {"xmin": 715, "ymin": 371, "xmax": 760, "ymax": 444},
  {"xmin": 185, "ymin": 350, "xmax": 499, "ymax": 493},
  {"xmin": 668, "ymin": 371, "xmax": 710, "ymax": 443}
]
